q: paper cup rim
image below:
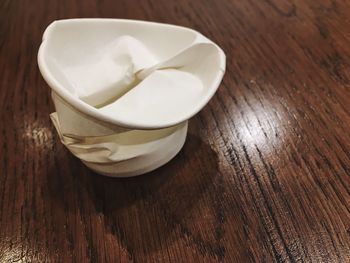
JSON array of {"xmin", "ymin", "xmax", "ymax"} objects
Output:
[{"xmin": 38, "ymin": 18, "xmax": 226, "ymax": 129}]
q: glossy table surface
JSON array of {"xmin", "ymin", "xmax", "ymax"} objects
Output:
[{"xmin": 1, "ymin": 0, "xmax": 350, "ymax": 262}]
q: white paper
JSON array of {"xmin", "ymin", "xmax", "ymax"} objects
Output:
[{"xmin": 38, "ymin": 19, "xmax": 226, "ymax": 177}]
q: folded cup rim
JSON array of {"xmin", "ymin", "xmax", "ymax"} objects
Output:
[{"xmin": 38, "ymin": 18, "xmax": 226, "ymax": 129}]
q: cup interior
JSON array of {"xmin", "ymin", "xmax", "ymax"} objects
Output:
[{"xmin": 39, "ymin": 19, "xmax": 225, "ymax": 128}]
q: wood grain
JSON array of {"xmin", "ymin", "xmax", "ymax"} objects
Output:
[{"xmin": 1, "ymin": 0, "xmax": 350, "ymax": 262}]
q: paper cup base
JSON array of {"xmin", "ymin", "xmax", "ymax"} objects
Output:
[{"xmin": 82, "ymin": 121, "xmax": 188, "ymax": 177}]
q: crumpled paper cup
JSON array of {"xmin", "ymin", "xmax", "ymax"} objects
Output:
[{"xmin": 38, "ymin": 19, "xmax": 226, "ymax": 177}]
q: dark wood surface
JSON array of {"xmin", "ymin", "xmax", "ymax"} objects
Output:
[{"xmin": 1, "ymin": 0, "xmax": 350, "ymax": 262}]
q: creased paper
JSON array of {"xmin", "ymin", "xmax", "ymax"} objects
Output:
[{"xmin": 38, "ymin": 19, "xmax": 225, "ymax": 177}]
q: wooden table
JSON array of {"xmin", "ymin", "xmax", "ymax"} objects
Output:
[{"xmin": 1, "ymin": 0, "xmax": 350, "ymax": 262}]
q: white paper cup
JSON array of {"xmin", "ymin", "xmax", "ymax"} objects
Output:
[{"xmin": 38, "ymin": 19, "xmax": 225, "ymax": 177}]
